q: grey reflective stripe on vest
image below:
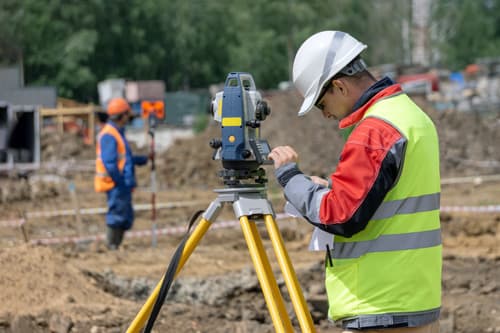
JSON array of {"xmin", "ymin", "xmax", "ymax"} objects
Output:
[
  {"xmin": 371, "ymin": 192, "xmax": 440, "ymax": 221},
  {"xmin": 319, "ymin": 32, "xmax": 346, "ymax": 84},
  {"xmin": 96, "ymin": 172, "xmax": 109, "ymax": 177},
  {"xmin": 342, "ymin": 308, "xmax": 440, "ymax": 329},
  {"xmin": 333, "ymin": 229, "xmax": 441, "ymax": 259},
  {"xmin": 96, "ymin": 154, "xmax": 126, "ymax": 163}
]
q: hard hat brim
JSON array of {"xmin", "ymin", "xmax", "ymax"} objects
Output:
[{"xmin": 297, "ymin": 93, "xmax": 316, "ymax": 116}]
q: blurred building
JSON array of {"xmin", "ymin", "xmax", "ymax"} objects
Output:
[{"xmin": 0, "ymin": 66, "xmax": 55, "ymax": 172}]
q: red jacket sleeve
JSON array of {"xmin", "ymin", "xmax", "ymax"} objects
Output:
[{"xmin": 320, "ymin": 117, "xmax": 405, "ymax": 227}]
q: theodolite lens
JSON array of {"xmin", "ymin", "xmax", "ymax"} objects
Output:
[{"xmin": 256, "ymin": 101, "xmax": 271, "ymax": 120}]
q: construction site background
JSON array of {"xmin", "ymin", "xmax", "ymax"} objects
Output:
[
  {"xmin": 0, "ymin": 84, "xmax": 498, "ymax": 333},
  {"xmin": 0, "ymin": 1, "xmax": 499, "ymax": 332}
]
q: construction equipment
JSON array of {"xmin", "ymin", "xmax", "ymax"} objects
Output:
[
  {"xmin": 127, "ymin": 73, "xmax": 315, "ymax": 332},
  {"xmin": 141, "ymin": 100, "xmax": 165, "ymax": 248},
  {"xmin": 0, "ymin": 101, "xmax": 41, "ymax": 173}
]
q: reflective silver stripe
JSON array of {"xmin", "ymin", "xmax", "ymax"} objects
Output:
[
  {"xmin": 97, "ymin": 154, "xmax": 125, "ymax": 160},
  {"xmin": 319, "ymin": 32, "xmax": 346, "ymax": 84},
  {"xmin": 333, "ymin": 229, "xmax": 441, "ymax": 259},
  {"xmin": 371, "ymin": 193, "xmax": 440, "ymax": 221},
  {"xmin": 95, "ymin": 172, "xmax": 110, "ymax": 177},
  {"xmin": 343, "ymin": 308, "xmax": 440, "ymax": 329}
]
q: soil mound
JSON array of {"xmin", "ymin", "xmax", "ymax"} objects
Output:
[
  {"xmin": 429, "ymin": 107, "xmax": 500, "ymax": 176},
  {"xmin": 41, "ymin": 131, "xmax": 94, "ymax": 162},
  {"xmin": 0, "ymin": 245, "xmax": 119, "ymax": 314}
]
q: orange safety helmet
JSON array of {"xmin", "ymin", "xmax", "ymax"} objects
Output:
[{"xmin": 107, "ymin": 97, "xmax": 131, "ymax": 115}]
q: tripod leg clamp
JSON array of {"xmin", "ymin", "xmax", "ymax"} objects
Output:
[
  {"xmin": 202, "ymin": 200, "xmax": 223, "ymax": 223},
  {"xmin": 233, "ymin": 196, "xmax": 275, "ymax": 219}
]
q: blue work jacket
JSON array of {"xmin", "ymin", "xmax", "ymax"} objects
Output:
[{"xmin": 100, "ymin": 121, "xmax": 148, "ymax": 229}]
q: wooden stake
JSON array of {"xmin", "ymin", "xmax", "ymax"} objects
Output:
[{"xmin": 19, "ymin": 211, "xmax": 29, "ymax": 243}]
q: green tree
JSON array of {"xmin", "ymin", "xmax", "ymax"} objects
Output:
[
  {"xmin": 161, "ymin": 1, "xmax": 237, "ymax": 90},
  {"xmin": 4, "ymin": 0, "xmax": 101, "ymax": 99},
  {"xmin": 0, "ymin": 0, "xmax": 425, "ymax": 100},
  {"xmin": 432, "ymin": 0, "xmax": 500, "ymax": 69},
  {"xmin": 0, "ymin": 0, "xmax": 23, "ymax": 65}
]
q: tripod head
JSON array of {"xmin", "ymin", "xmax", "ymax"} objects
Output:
[
  {"xmin": 210, "ymin": 72, "xmax": 272, "ymax": 186},
  {"xmin": 217, "ymin": 167, "xmax": 268, "ymax": 186}
]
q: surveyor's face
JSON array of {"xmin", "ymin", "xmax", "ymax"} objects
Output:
[
  {"xmin": 123, "ymin": 110, "xmax": 133, "ymax": 123},
  {"xmin": 320, "ymin": 84, "xmax": 351, "ymax": 120}
]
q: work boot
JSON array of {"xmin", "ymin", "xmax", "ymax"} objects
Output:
[{"xmin": 106, "ymin": 227, "xmax": 125, "ymax": 250}]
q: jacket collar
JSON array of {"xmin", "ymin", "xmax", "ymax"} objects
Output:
[
  {"xmin": 339, "ymin": 77, "xmax": 402, "ymax": 129},
  {"xmin": 108, "ymin": 120, "xmax": 125, "ymax": 134}
]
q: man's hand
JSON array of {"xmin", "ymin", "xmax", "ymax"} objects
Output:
[{"xmin": 268, "ymin": 146, "xmax": 298, "ymax": 169}]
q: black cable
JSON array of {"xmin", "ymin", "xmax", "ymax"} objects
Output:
[{"xmin": 143, "ymin": 210, "xmax": 205, "ymax": 333}]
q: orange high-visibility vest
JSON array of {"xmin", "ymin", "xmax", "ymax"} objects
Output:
[{"xmin": 94, "ymin": 124, "xmax": 126, "ymax": 192}]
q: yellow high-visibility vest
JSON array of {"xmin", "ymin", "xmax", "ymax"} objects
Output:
[{"xmin": 326, "ymin": 92, "xmax": 442, "ymax": 321}]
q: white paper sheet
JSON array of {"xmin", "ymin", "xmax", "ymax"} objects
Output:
[
  {"xmin": 307, "ymin": 227, "xmax": 334, "ymax": 252},
  {"xmin": 284, "ymin": 202, "xmax": 334, "ymax": 252}
]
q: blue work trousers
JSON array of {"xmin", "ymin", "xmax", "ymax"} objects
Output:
[{"xmin": 106, "ymin": 185, "xmax": 134, "ymax": 230}]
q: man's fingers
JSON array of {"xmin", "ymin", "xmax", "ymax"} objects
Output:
[
  {"xmin": 281, "ymin": 146, "xmax": 298, "ymax": 160},
  {"xmin": 271, "ymin": 146, "xmax": 297, "ymax": 158},
  {"xmin": 269, "ymin": 146, "xmax": 299, "ymax": 169},
  {"xmin": 275, "ymin": 146, "xmax": 298, "ymax": 163},
  {"xmin": 268, "ymin": 149, "xmax": 281, "ymax": 160}
]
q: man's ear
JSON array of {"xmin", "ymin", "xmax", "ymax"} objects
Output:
[{"xmin": 333, "ymin": 79, "xmax": 348, "ymax": 96}]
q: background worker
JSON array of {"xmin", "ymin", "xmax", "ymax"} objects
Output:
[
  {"xmin": 269, "ymin": 31, "xmax": 442, "ymax": 332},
  {"xmin": 95, "ymin": 97, "xmax": 148, "ymax": 250}
]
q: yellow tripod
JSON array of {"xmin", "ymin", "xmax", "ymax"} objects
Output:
[{"xmin": 127, "ymin": 185, "xmax": 316, "ymax": 333}]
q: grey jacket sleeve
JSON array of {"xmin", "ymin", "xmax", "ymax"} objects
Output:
[{"xmin": 275, "ymin": 163, "xmax": 329, "ymax": 224}]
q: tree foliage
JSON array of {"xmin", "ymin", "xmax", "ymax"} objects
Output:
[
  {"xmin": 1, "ymin": 0, "xmax": 497, "ymax": 100},
  {"xmin": 432, "ymin": 0, "xmax": 500, "ymax": 70}
]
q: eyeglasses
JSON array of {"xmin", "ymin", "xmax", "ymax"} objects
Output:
[{"xmin": 315, "ymin": 82, "xmax": 331, "ymax": 110}]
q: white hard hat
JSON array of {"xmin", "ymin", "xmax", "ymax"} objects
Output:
[{"xmin": 293, "ymin": 31, "xmax": 367, "ymax": 116}]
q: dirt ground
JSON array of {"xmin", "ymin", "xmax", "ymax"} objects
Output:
[{"xmin": 0, "ymin": 89, "xmax": 499, "ymax": 333}]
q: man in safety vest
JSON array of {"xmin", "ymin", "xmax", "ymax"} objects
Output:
[
  {"xmin": 95, "ymin": 97, "xmax": 148, "ymax": 250},
  {"xmin": 269, "ymin": 31, "xmax": 441, "ymax": 332}
]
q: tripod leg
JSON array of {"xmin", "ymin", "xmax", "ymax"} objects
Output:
[
  {"xmin": 126, "ymin": 218, "xmax": 212, "ymax": 333},
  {"xmin": 264, "ymin": 215, "xmax": 316, "ymax": 332},
  {"xmin": 239, "ymin": 216, "xmax": 294, "ymax": 333}
]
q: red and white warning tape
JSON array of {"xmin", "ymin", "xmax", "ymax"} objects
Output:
[
  {"xmin": 25, "ymin": 200, "xmax": 207, "ymax": 219},
  {"xmin": 29, "ymin": 213, "xmax": 290, "ymax": 246},
  {"xmin": 0, "ymin": 219, "xmax": 25, "ymax": 228},
  {"xmin": 441, "ymin": 173, "xmax": 500, "ymax": 185},
  {"xmin": 2, "ymin": 203, "xmax": 500, "ymax": 245},
  {"xmin": 5, "ymin": 201, "xmax": 500, "ymax": 231},
  {"xmin": 441, "ymin": 205, "xmax": 500, "ymax": 213},
  {"xmin": 11, "ymin": 172, "xmax": 500, "ymax": 220},
  {"xmin": 30, "ymin": 233, "xmax": 107, "ymax": 245}
]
